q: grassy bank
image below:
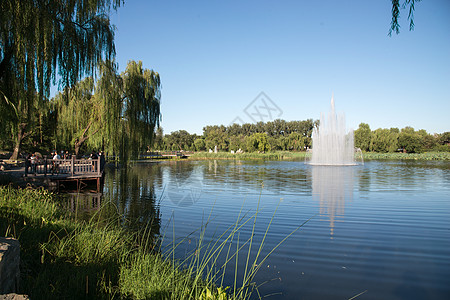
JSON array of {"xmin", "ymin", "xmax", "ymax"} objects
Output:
[
  {"xmin": 361, "ymin": 151, "xmax": 450, "ymax": 161},
  {"xmin": 189, "ymin": 151, "xmax": 450, "ymax": 161},
  {"xmin": 189, "ymin": 151, "xmax": 308, "ymax": 161},
  {"xmin": 0, "ymin": 188, "xmax": 224, "ymax": 299},
  {"xmin": 1, "ymin": 186, "xmax": 287, "ymax": 299}
]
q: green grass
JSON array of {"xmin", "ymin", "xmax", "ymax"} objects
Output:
[
  {"xmin": 190, "ymin": 151, "xmax": 450, "ymax": 161},
  {"xmin": 1, "ymin": 186, "xmax": 302, "ymax": 299},
  {"xmin": 190, "ymin": 151, "xmax": 309, "ymax": 161},
  {"xmin": 361, "ymin": 151, "xmax": 450, "ymax": 161}
]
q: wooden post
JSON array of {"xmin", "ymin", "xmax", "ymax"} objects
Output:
[
  {"xmin": 71, "ymin": 155, "xmax": 75, "ymax": 176},
  {"xmin": 44, "ymin": 158, "xmax": 47, "ymax": 177},
  {"xmin": 97, "ymin": 157, "xmax": 100, "ymax": 176}
]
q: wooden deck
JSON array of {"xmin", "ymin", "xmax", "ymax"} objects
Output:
[{"xmin": 25, "ymin": 156, "xmax": 104, "ymax": 192}]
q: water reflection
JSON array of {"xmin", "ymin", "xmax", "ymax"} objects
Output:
[
  {"xmin": 103, "ymin": 166, "xmax": 161, "ymax": 234},
  {"xmin": 164, "ymin": 161, "xmax": 203, "ymax": 207},
  {"xmin": 63, "ymin": 164, "xmax": 162, "ymax": 241},
  {"xmin": 65, "ymin": 192, "xmax": 102, "ymax": 220},
  {"xmin": 311, "ymin": 166, "xmax": 355, "ymax": 238}
]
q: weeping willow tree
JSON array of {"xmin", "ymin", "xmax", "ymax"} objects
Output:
[
  {"xmin": 120, "ymin": 61, "xmax": 161, "ymax": 161},
  {"xmin": 53, "ymin": 77, "xmax": 101, "ymax": 155},
  {"xmin": 0, "ymin": 0, "xmax": 122, "ymax": 159},
  {"xmin": 54, "ymin": 60, "xmax": 161, "ymax": 162},
  {"xmin": 389, "ymin": 0, "xmax": 421, "ymax": 35}
]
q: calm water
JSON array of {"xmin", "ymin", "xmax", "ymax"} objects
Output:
[{"xmin": 96, "ymin": 159, "xmax": 450, "ymax": 299}]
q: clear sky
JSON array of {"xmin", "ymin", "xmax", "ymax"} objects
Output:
[{"xmin": 110, "ymin": 0, "xmax": 450, "ymax": 135}]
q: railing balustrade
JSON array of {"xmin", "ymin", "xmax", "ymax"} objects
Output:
[{"xmin": 25, "ymin": 157, "xmax": 101, "ymax": 177}]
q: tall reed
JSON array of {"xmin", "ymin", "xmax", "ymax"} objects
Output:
[{"xmin": 1, "ymin": 185, "xmax": 307, "ymax": 299}]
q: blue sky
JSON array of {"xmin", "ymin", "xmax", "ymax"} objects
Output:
[{"xmin": 110, "ymin": 0, "xmax": 450, "ymax": 135}]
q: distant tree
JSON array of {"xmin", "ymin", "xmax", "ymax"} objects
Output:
[
  {"xmin": 389, "ymin": 0, "xmax": 421, "ymax": 35},
  {"xmin": 370, "ymin": 128, "xmax": 398, "ymax": 153},
  {"xmin": 398, "ymin": 127, "xmax": 423, "ymax": 153},
  {"xmin": 439, "ymin": 132, "xmax": 450, "ymax": 145},
  {"xmin": 354, "ymin": 123, "xmax": 372, "ymax": 151},
  {"xmin": 153, "ymin": 127, "xmax": 164, "ymax": 150},
  {"xmin": 247, "ymin": 133, "xmax": 270, "ymax": 152},
  {"xmin": 204, "ymin": 126, "xmax": 228, "ymax": 151},
  {"xmin": 194, "ymin": 138, "xmax": 206, "ymax": 151},
  {"xmin": 165, "ymin": 130, "xmax": 195, "ymax": 151}
]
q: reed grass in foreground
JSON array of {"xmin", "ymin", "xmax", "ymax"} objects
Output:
[{"xmin": 0, "ymin": 186, "xmax": 305, "ymax": 299}]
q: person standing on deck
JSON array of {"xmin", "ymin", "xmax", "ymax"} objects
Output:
[
  {"xmin": 30, "ymin": 153, "xmax": 37, "ymax": 175},
  {"xmin": 52, "ymin": 151, "xmax": 61, "ymax": 174}
]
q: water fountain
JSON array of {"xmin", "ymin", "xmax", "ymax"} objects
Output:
[{"xmin": 309, "ymin": 96, "xmax": 361, "ymax": 165}]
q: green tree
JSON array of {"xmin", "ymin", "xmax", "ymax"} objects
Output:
[
  {"xmin": 370, "ymin": 128, "xmax": 398, "ymax": 153},
  {"xmin": 53, "ymin": 60, "xmax": 161, "ymax": 160},
  {"xmin": 54, "ymin": 77, "xmax": 99, "ymax": 155},
  {"xmin": 118, "ymin": 61, "xmax": 161, "ymax": 160},
  {"xmin": 165, "ymin": 130, "xmax": 195, "ymax": 151},
  {"xmin": 439, "ymin": 132, "xmax": 450, "ymax": 145},
  {"xmin": 354, "ymin": 123, "xmax": 372, "ymax": 151},
  {"xmin": 398, "ymin": 127, "xmax": 423, "ymax": 153},
  {"xmin": 194, "ymin": 138, "xmax": 206, "ymax": 151},
  {"xmin": 1, "ymin": 0, "xmax": 121, "ymax": 159},
  {"xmin": 204, "ymin": 125, "xmax": 228, "ymax": 151},
  {"xmin": 246, "ymin": 133, "xmax": 270, "ymax": 152}
]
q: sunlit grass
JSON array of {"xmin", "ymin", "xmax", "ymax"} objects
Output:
[
  {"xmin": 1, "ymin": 185, "xmax": 305, "ymax": 299},
  {"xmin": 190, "ymin": 151, "xmax": 450, "ymax": 161},
  {"xmin": 190, "ymin": 151, "xmax": 308, "ymax": 160}
]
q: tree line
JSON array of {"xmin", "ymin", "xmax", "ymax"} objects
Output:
[
  {"xmin": 154, "ymin": 119, "xmax": 317, "ymax": 153},
  {"xmin": 155, "ymin": 121, "xmax": 449, "ymax": 154},
  {"xmin": 354, "ymin": 123, "xmax": 450, "ymax": 153}
]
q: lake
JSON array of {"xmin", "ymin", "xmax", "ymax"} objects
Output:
[{"xmin": 91, "ymin": 159, "xmax": 450, "ymax": 299}]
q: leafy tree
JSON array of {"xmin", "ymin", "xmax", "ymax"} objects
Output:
[
  {"xmin": 164, "ymin": 130, "xmax": 195, "ymax": 151},
  {"xmin": 152, "ymin": 127, "xmax": 164, "ymax": 151},
  {"xmin": 354, "ymin": 123, "xmax": 372, "ymax": 151},
  {"xmin": 53, "ymin": 77, "xmax": 99, "ymax": 155},
  {"xmin": 370, "ymin": 128, "xmax": 398, "ymax": 153},
  {"xmin": 246, "ymin": 133, "xmax": 270, "ymax": 152},
  {"xmin": 121, "ymin": 61, "xmax": 161, "ymax": 159},
  {"xmin": 398, "ymin": 127, "xmax": 423, "ymax": 153},
  {"xmin": 204, "ymin": 125, "xmax": 228, "ymax": 151},
  {"xmin": 194, "ymin": 138, "xmax": 206, "ymax": 151},
  {"xmin": 1, "ymin": 0, "xmax": 121, "ymax": 159},
  {"xmin": 52, "ymin": 60, "xmax": 161, "ymax": 160},
  {"xmin": 390, "ymin": 0, "xmax": 421, "ymax": 35},
  {"xmin": 439, "ymin": 132, "xmax": 450, "ymax": 145}
]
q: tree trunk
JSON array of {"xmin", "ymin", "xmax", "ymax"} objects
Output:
[
  {"xmin": 73, "ymin": 122, "xmax": 99, "ymax": 156},
  {"xmin": 10, "ymin": 123, "xmax": 28, "ymax": 161}
]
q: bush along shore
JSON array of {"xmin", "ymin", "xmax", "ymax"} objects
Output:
[
  {"xmin": 1, "ymin": 186, "xmax": 295, "ymax": 300},
  {"xmin": 189, "ymin": 151, "xmax": 450, "ymax": 161}
]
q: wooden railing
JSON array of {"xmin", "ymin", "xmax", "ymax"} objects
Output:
[
  {"xmin": 140, "ymin": 151, "xmax": 194, "ymax": 158},
  {"xmin": 25, "ymin": 157, "xmax": 102, "ymax": 177}
]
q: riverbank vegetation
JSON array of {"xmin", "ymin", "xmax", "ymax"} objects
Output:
[
  {"xmin": 190, "ymin": 151, "xmax": 450, "ymax": 161},
  {"xmin": 154, "ymin": 121, "xmax": 449, "ymax": 155},
  {"xmin": 1, "ymin": 186, "xmax": 290, "ymax": 299}
]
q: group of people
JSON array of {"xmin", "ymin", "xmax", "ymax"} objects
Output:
[
  {"xmin": 25, "ymin": 152, "xmax": 39, "ymax": 175},
  {"xmin": 24, "ymin": 150, "xmax": 105, "ymax": 176}
]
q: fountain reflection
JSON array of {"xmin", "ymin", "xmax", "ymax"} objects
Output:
[{"xmin": 311, "ymin": 166, "xmax": 354, "ymax": 238}]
